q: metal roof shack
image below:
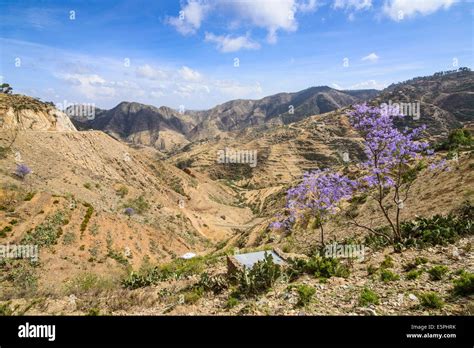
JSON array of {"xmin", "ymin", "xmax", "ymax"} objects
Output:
[{"xmin": 227, "ymin": 248, "xmax": 299, "ymax": 276}]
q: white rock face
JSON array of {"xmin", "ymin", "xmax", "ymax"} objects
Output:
[{"xmin": 0, "ymin": 106, "xmax": 77, "ymax": 132}]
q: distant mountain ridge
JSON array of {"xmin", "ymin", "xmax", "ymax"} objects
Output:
[
  {"xmin": 68, "ymin": 86, "xmax": 379, "ymax": 150},
  {"xmin": 67, "ymin": 69, "xmax": 474, "ymax": 151}
]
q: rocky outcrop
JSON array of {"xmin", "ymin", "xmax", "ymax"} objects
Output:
[{"xmin": 0, "ymin": 94, "xmax": 76, "ymax": 132}]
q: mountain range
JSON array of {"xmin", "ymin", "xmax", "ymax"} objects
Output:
[
  {"xmin": 68, "ymin": 86, "xmax": 380, "ymax": 151},
  {"xmin": 0, "ymin": 69, "xmax": 472, "ymax": 315}
]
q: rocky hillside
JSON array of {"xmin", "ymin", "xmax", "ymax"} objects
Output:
[
  {"xmin": 0, "ymin": 94, "xmax": 76, "ymax": 132},
  {"xmin": 0, "ymin": 94, "xmax": 256, "ymax": 296},
  {"xmin": 373, "ymin": 69, "xmax": 474, "ymax": 137}
]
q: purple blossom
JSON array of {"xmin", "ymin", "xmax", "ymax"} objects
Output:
[
  {"xmin": 348, "ymin": 103, "xmax": 429, "ymax": 189},
  {"xmin": 429, "ymin": 159, "xmax": 450, "ymax": 172},
  {"xmin": 15, "ymin": 164, "xmax": 31, "ymax": 179},
  {"xmin": 124, "ymin": 207, "xmax": 135, "ymax": 216},
  {"xmin": 271, "ymin": 169, "xmax": 357, "ymax": 233}
]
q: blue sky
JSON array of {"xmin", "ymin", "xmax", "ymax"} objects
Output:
[{"xmin": 0, "ymin": 0, "xmax": 473, "ymax": 110}]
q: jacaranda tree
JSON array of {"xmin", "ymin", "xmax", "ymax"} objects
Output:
[
  {"xmin": 271, "ymin": 103, "xmax": 431, "ymax": 249},
  {"xmin": 347, "ymin": 103, "xmax": 429, "ymax": 245},
  {"xmin": 271, "ymin": 169, "xmax": 356, "ymax": 246}
]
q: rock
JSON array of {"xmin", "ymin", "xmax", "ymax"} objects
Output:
[
  {"xmin": 408, "ymin": 294, "xmax": 419, "ymax": 302},
  {"xmin": 451, "ymin": 247, "xmax": 461, "ymax": 260},
  {"xmin": 68, "ymin": 294, "xmax": 77, "ymax": 307},
  {"xmin": 357, "ymin": 307, "xmax": 377, "ymax": 316}
]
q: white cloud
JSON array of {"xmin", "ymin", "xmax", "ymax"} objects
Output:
[
  {"xmin": 136, "ymin": 64, "xmax": 167, "ymax": 80},
  {"xmin": 361, "ymin": 52, "xmax": 379, "ymax": 62},
  {"xmin": 167, "ymin": 0, "xmax": 320, "ymax": 45},
  {"xmin": 333, "ymin": 0, "xmax": 372, "ymax": 11},
  {"xmin": 350, "ymin": 79, "xmax": 386, "ymax": 90},
  {"xmin": 228, "ymin": 0, "xmax": 298, "ymax": 43},
  {"xmin": 383, "ymin": 0, "xmax": 456, "ymax": 21},
  {"xmin": 167, "ymin": 0, "xmax": 209, "ymax": 35},
  {"xmin": 297, "ymin": 0, "xmax": 321, "ymax": 12},
  {"xmin": 174, "ymin": 83, "xmax": 210, "ymax": 97},
  {"xmin": 213, "ymin": 80, "xmax": 263, "ymax": 99},
  {"xmin": 178, "ymin": 66, "xmax": 202, "ymax": 81},
  {"xmin": 204, "ymin": 32, "xmax": 260, "ymax": 52},
  {"xmin": 60, "ymin": 73, "xmax": 116, "ymax": 99}
]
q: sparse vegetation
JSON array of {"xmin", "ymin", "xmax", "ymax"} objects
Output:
[
  {"xmin": 198, "ymin": 272, "xmax": 227, "ymax": 294},
  {"xmin": 406, "ymin": 269, "xmax": 423, "ymax": 280},
  {"xmin": 418, "ymin": 292, "xmax": 444, "ymax": 309},
  {"xmin": 452, "ymin": 271, "xmax": 474, "ymax": 296},
  {"xmin": 65, "ymin": 273, "xmax": 116, "ymax": 294},
  {"xmin": 359, "ymin": 287, "xmax": 379, "ymax": 306},
  {"xmin": 23, "ymin": 191, "xmax": 36, "ymax": 201},
  {"xmin": 233, "ymin": 252, "xmax": 282, "ymax": 297},
  {"xmin": 380, "ymin": 255, "xmax": 394, "ymax": 269},
  {"xmin": 115, "ymin": 185, "xmax": 129, "ymax": 198},
  {"xmin": 124, "ymin": 195, "xmax": 149, "ymax": 215},
  {"xmin": 80, "ymin": 203, "xmax": 94, "ymax": 232},
  {"xmin": 286, "ymin": 256, "xmax": 350, "ymax": 281},
  {"xmin": 380, "ymin": 269, "xmax": 400, "ymax": 282},
  {"xmin": 427, "ymin": 265, "xmax": 449, "ymax": 281},
  {"xmin": 22, "ymin": 211, "xmax": 67, "ymax": 246},
  {"xmin": 294, "ymin": 284, "xmax": 316, "ymax": 307}
]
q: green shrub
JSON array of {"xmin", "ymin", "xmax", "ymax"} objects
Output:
[
  {"xmin": 452, "ymin": 271, "xmax": 474, "ymax": 296},
  {"xmin": 23, "ymin": 191, "xmax": 36, "ymax": 201},
  {"xmin": 107, "ymin": 250, "xmax": 129, "ymax": 266},
  {"xmin": 122, "ymin": 255, "xmax": 219, "ymax": 289},
  {"xmin": 183, "ymin": 287, "xmax": 204, "ymax": 304},
  {"xmin": 65, "ymin": 273, "xmax": 115, "ymax": 294},
  {"xmin": 80, "ymin": 203, "xmax": 94, "ymax": 232},
  {"xmin": 115, "ymin": 186, "xmax": 129, "ymax": 198},
  {"xmin": 124, "ymin": 195, "xmax": 149, "ymax": 215},
  {"xmin": 380, "ymin": 269, "xmax": 399, "ymax": 282},
  {"xmin": 62, "ymin": 231, "xmax": 76, "ymax": 245},
  {"xmin": 0, "ymin": 225, "xmax": 12, "ymax": 237},
  {"xmin": 367, "ymin": 264, "xmax": 378, "ymax": 276},
  {"xmin": 359, "ymin": 287, "xmax": 379, "ymax": 306},
  {"xmin": 87, "ymin": 308, "xmax": 100, "ymax": 316},
  {"xmin": 435, "ymin": 129, "xmax": 473, "ymax": 151},
  {"xmin": 7, "ymin": 261, "xmax": 38, "ymax": 291},
  {"xmin": 0, "ymin": 302, "xmax": 13, "ymax": 316},
  {"xmin": 428, "ymin": 265, "xmax": 449, "ymax": 281},
  {"xmin": 287, "ymin": 256, "xmax": 350, "ymax": 281},
  {"xmin": 419, "ymin": 292, "xmax": 444, "ymax": 309},
  {"xmin": 234, "ymin": 252, "xmax": 282, "ymax": 297},
  {"xmin": 415, "ymin": 257, "xmax": 428, "ymax": 265},
  {"xmin": 226, "ymin": 296, "xmax": 239, "ymax": 309},
  {"xmin": 21, "ymin": 211, "xmax": 67, "ymax": 246},
  {"xmin": 198, "ymin": 272, "xmax": 227, "ymax": 294},
  {"xmin": 401, "ymin": 209, "xmax": 473, "ymax": 248},
  {"xmin": 406, "ymin": 269, "xmax": 423, "ymax": 280},
  {"xmin": 380, "ymin": 255, "xmax": 394, "ymax": 269},
  {"xmin": 295, "ymin": 284, "xmax": 316, "ymax": 307}
]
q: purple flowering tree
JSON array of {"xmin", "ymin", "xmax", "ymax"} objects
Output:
[
  {"xmin": 124, "ymin": 207, "xmax": 135, "ymax": 216},
  {"xmin": 15, "ymin": 163, "xmax": 31, "ymax": 179},
  {"xmin": 271, "ymin": 169, "xmax": 356, "ymax": 246},
  {"xmin": 347, "ymin": 103, "xmax": 429, "ymax": 244}
]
